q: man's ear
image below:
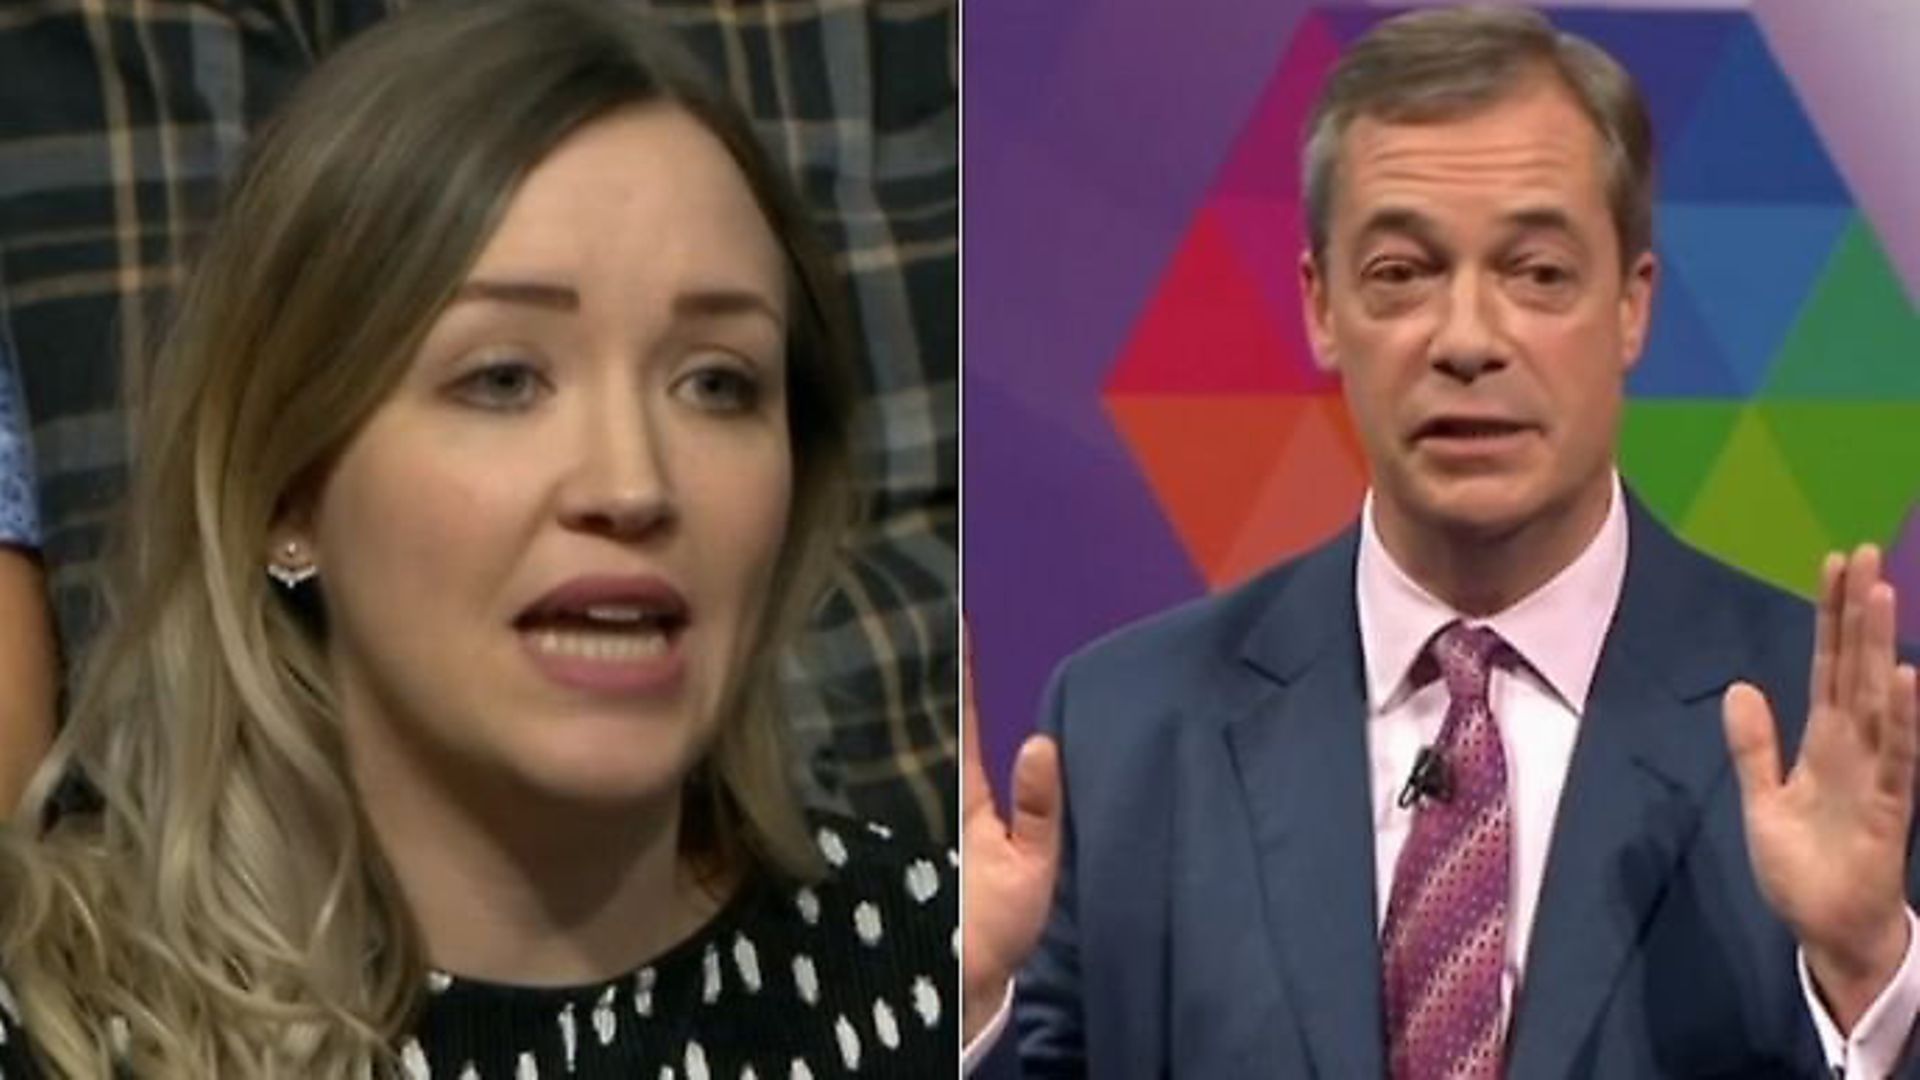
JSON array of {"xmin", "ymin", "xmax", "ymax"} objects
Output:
[
  {"xmin": 1617, "ymin": 248, "xmax": 1658, "ymax": 373},
  {"xmin": 1300, "ymin": 249, "xmax": 1339, "ymax": 373}
]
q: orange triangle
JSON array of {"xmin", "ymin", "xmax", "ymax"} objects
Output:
[
  {"xmin": 1319, "ymin": 392, "xmax": 1369, "ymax": 465},
  {"xmin": 1212, "ymin": 395, "xmax": 1370, "ymax": 588},
  {"xmin": 1106, "ymin": 393, "xmax": 1315, "ymax": 576},
  {"xmin": 1106, "ymin": 205, "xmax": 1302, "ymax": 394}
]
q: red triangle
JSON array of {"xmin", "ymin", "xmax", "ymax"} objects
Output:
[
  {"xmin": 1106, "ymin": 394, "xmax": 1315, "ymax": 576},
  {"xmin": 1106, "ymin": 206, "xmax": 1303, "ymax": 394},
  {"xmin": 1212, "ymin": 12, "xmax": 1343, "ymax": 202},
  {"xmin": 1212, "ymin": 395, "xmax": 1370, "ymax": 588},
  {"xmin": 1210, "ymin": 194, "xmax": 1338, "ymax": 395}
]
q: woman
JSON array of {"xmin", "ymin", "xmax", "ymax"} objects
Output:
[{"xmin": 0, "ymin": 1, "xmax": 955, "ymax": 1076}]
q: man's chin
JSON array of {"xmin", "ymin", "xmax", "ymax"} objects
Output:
[{"xmin": 1403, "ymin": 475, "xmax": 1545, "ymax": 542}]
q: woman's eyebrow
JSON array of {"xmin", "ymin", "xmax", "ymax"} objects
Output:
[
  {"xmin": 451, "ymin": 280, "xmax": 784, "ymax": 329},
  {"xmin": 673, "ymin": 287, "xmax": 785, "ymax": 330},
  {"xmin": 453, "ymin": 278, "xmax": 580, "ymax": 311}
]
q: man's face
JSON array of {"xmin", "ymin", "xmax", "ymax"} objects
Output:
[{"xmin": 1301, "ymin": 74, "xmax": 1655, "ymax": 547}]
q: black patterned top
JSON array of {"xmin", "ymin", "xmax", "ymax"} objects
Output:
[{"xmin": 0, "ymin": 817, "xmax": 957, "ymax": 1078}]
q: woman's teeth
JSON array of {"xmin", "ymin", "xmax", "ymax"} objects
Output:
[{"xmin": 525, "ymin": 625, "xmax": 669, "ymax": 661}]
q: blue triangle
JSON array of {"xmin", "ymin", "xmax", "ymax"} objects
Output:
[
  {"xmin": 1661, "ymin": 20, "xmax": 1848, "ymax": 202},
  {"xmin": 1628, "ymin": 249, "xmax": 1743, "ymax": 399},
  {"xmin": 1657, "ymin": 203, "xmax": 1852, "ymax": 395},
  {"xmin": 1549, "ymin": 11, "xmax": 1741, "ymax": 151},
  {"xmin": 1315, "ymin": 10, "xmax": 1739, "ymax": 150}
]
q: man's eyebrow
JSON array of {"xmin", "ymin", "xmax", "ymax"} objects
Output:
[
  {"xmin": 1501, "ymin": 206, "xmax": 1579, "ymax": 236},
  {"xmin": 453, "ymin": 279, "xmax": 579, "ymax": 311},
  {"xmin": 1354, "ymin": 207, "xmax": 1443, "ymax": 251}
]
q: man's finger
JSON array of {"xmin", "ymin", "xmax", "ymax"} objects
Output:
[
  {"xmin": 1009, "ymin": 734, "xmax": 1063, "ymax": 868},
  {"xmin": 1878, "ymin": 664, "xmax": 1919, "ymax": 799},
  {"xmin": 1724, "ymin": 681, "xmax": 1783, "ymax": 810},
  {"xmin": 1837, "ymin": 545, "xmax": 1882, "ymax": 724},
  {"xmin": 1811, "ymin": 552, "xmax": 1844, "ymax": 709},
  {"xmin": 1857, "ymin": 582, "xmax": 1898, "ymax": 752}
]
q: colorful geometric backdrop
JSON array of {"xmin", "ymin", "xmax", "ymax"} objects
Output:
[{"xmin": 967, "ymin": 2, "xmax": 1920, "ymax": 783}]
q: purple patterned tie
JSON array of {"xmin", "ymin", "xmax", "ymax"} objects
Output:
[{"xmin": 1382, "ymin": 622, "xmax": 1512, "ymax": 1080}]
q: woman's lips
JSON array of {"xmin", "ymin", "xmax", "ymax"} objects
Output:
[{"xmin": 512, "ymin": 573, "xmax": 693, "ymax": 696}]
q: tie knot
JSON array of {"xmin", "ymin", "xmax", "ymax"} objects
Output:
[{"xmin": 1430, "ymin": 621, "xmax": 1507, "ymax": 704}]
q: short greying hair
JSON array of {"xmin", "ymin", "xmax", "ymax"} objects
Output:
[{"xmin": 1302, "ymin": 6, "xmax": 1653, "ymax": 269}]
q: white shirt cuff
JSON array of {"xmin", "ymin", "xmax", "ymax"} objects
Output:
[
  {"xmin": 961, "ymin": 980, "xmax": 1015, "ymax": 1075},
  {"xmin": 1800, "ymin": 907, "xmax": 1920, "ymax": 1079}
]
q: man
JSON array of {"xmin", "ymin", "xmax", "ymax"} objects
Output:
[{"xmin": 963, "ymin": 7, "xmax": 1920, "ymax": 1078}]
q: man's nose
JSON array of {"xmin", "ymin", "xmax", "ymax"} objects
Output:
[{"xmin": 1429, "ymin": 272, "xmax": 1508, "ymax": 382}]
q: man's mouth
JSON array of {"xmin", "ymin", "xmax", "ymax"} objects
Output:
[{"xmin": 1414, "ymin": 416, "xmax": 1536, "ymax": 441}]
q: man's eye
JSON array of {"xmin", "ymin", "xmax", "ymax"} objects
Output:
[
  {"xmin": 1364, "ymin": 260, "xmax": 1427, "ymax": 286},
  {"xmin": 674, "ymin": 365, "xmax": 763, "ymax": 415},
  {"xmin": 449, "ymin": 360, "xmax": 547, "ymax": 411},
  {"xmin": 1513, "ymin": 260, "xmax": 1575, "ymax": 290}
]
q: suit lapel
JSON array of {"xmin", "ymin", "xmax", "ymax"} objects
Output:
[
  {"xmin": 1506, "ymin": 501, "xmax": 1749, "ymax": 1076},
  {"xmin": 1222, "ymin": 530, "xmax": 1387, "ymax": 1079}
]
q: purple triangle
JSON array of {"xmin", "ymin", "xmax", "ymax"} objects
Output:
[
  {"xmin": 1319, "ymin": 7, "xmax": 1392, "ymax": 47},
  {"xmin": 1212, "ymin": 12, "xmax": 1345, "ymax": 201},
  {"xmin": 1892, "ymin": 503, "xmax": 1920, "ymax": 646}
]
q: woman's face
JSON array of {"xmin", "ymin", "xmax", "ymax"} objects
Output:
[{"xmin": 292, "ymin": 104, "xmax": 793, "ymax": 810}]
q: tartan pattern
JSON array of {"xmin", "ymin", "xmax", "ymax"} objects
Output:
[{"xmin": 0, "ymin": 0, "xmax": 956, "ymax": 842}]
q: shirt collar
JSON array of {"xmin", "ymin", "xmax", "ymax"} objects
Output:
[{"xmin": 1355, "ymin": 473, "xmax": 1630, "ymax": 715}]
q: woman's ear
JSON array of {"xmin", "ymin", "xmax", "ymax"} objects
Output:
[
  {"xmin": 265, "ymin": 528, "xmax": 319, "ymax": 588},
  {"xmin": 266, "ymin": 489, "xmax": 321, "ymax": 588}
]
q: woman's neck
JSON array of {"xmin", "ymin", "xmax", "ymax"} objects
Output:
[{"xmin": 351, "ymin": 743, "xmax": 731, "ymax": 987}]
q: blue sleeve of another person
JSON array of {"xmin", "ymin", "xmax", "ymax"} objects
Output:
[{"xmin": 0, "ymin": 337, "xmax": 40, "ymax": 550}]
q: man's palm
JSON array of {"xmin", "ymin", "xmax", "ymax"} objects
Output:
[{"xmin": 1725, "ymin": 547, "xmax": 1919, "ymax": 1027}]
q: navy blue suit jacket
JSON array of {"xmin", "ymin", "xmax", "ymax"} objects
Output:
[{"xmin": 983, "ymin": 499, "xmax": 1920, "ymax": 1078}]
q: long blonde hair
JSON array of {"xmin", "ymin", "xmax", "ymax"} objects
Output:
[{"xmin": 0, "ymin": 2, "xmax": 856, "ymax": 1075}]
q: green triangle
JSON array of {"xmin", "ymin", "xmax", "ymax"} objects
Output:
[
  {"xmin": 1761, "ymin": 402, "xmax": 1920, "ymax": 548},
  {"xmin": 1764, "ymin": 216, "xmax": 1920, "ymax": 399},
  {"xmin": 1619, "ymin": 402, "xmax": 1746, "ymax": 527},
  {"xmin": 1680, "ymin": 409, "xmax": 1832, "ymax": 597}
]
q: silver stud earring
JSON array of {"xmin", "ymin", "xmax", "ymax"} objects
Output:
[{"xmin": 267, "ymin": 541, "xmax": 317, "ymax": 588}]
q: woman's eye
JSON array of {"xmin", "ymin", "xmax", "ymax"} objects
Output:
[
  {"xmin": 675, "ymin": 365, "xmax": 763, "ymax": 415},
  {"xmin": 449, "ymin": 360, "xmax": 547, "ymax": 411}
]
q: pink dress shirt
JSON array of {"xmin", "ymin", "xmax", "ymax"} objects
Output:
[{"xmin": 1359, "ymin": 475, "xmax": 1920, "ymax": 1078}]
